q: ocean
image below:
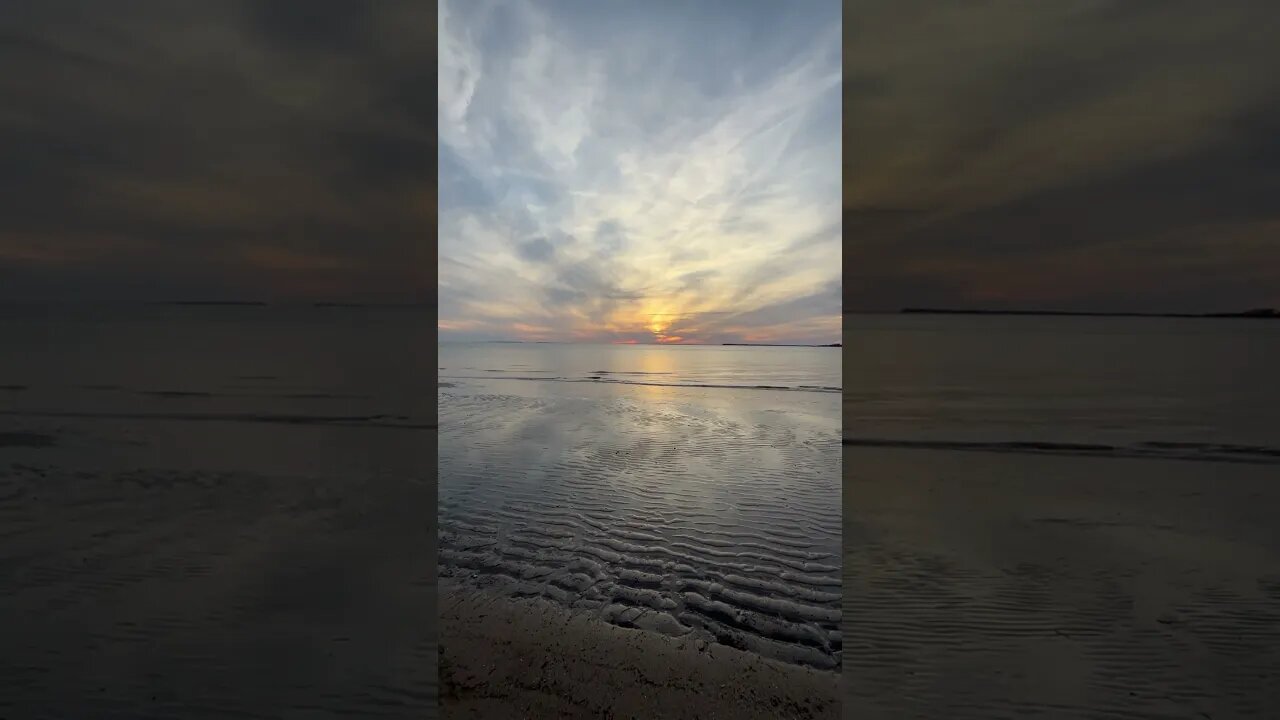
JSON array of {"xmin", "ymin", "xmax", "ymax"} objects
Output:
[
  {"xmin": 0, "ymin": 304, "xmax": 435, "ymax": 717},
  {"xmin": 843, "ymin": 313, "xmax": 1280, "ymax": 718},
  {"xmin": 843, "ymin": 313, "xmax": 1280, "ymax": 463},
  {"xmin": 438, "ymin": 341, "xmax": 844, "ymax": 670},
  {"xmin": 0, "ymin": 303, "xmax": 434, "ymax": 434}
]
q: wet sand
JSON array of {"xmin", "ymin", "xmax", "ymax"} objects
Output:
[
  {"xmin": 438, "ymin": 373, "xmax": 841, "ymax": 718},
  {"xmin": 438, "ymin": 382, "xmax": 841, "ymax": 672},
  {"xmin": 439, "ymin": 580, "xmax": 839, "ymax": 719},
  {"xmin": 845, "ymin": 447, "xmax": 1280, "ymax": 718}
]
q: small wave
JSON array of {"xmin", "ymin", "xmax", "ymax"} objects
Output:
[
  {"xmin": 139, "ymin": 390, "xmax": 215, "ymax": 398},
  {"xmin": 842, "ymin": 437, "xmax": 1280, "ymax": 464},
  {"xmin": 590, "ymin": 370, "xmax": 675, "ymax": 376},
  {"xmin": 0, "ymin": 431, "xmax": 56, "ymax": 448},
  {"xmin": 0, "ymin": 409, "xmax": 434, "ymax": 429}
]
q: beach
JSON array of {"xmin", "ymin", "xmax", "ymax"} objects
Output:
[
  {"xmin": 844, "ymin": 447, "xmax": 1280, "ymax": 719},
  {"xmin": 438, "ymin": 342, "xmax": 842, "ymax": 719},
  {"xmin": 439, "ymin": 580, "xmax": 837, "ymax": 719}
]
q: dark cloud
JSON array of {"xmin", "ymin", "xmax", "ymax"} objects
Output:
[
  {"xmin": 517, "ymin": 237, "xmax": 556, "ymax": 263},
  {"xmin": 0, "ymin": 0, "xmax": 432, "ymax": 303},
  {"xmin": 547, "ymin": 260, "xmax": 621, "ymax": 312},
  {"xmin": 846, "ymin": 0, "xmax": 1280, "ymax": 312},
  {"xmin": 593, "ymin": 221, "xmax": 628, "ymax": 257}
]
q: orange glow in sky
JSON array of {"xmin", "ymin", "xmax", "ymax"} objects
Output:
[{"xmin": 437, "ymin": 0, "xmax": 840, "ymax": 345}]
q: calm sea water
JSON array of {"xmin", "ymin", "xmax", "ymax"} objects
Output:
[
  {"xmin": 844, "ymin": 314, "xmax": 1280, "ymax": 462},
  {"xmin": 438, "ymin": 342, "xmax": 843, "ymax": 670},
  {"xmin": 0, "ymin": 304, "xmax": 434, "ymax": 717},
  {"xmin": 439, "ymin": 341, "xmax": 841, "ymax": 392},
  {"xmin": 0, "ymin": 304, "xmax": 434, "ymax": 439}
]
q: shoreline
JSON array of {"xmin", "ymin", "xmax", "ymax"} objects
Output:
[{"xmin": 439, "ymin": 580, "xmax": 839, "ymax": 719}]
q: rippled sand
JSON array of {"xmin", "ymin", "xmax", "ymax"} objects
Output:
[
  {"xmin": 845, "ymin": 447, "xmax": 1280, "ymax": 718},
  {"xmin": 439, "ymin": 380, "xmax": 841, "ymax": 715}
]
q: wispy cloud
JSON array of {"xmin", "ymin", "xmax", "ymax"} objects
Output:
[{"xmin": 439, "ymin": 0, "xmax": 841, "ymax": 343}]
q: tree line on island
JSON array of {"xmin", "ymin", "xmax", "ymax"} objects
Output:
[{"xmin": 900, "ymin": 307, "xmax": 1279, "ymax": 319}]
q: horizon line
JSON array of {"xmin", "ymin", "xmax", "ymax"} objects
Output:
[{"xmin": 440, "ymin": 339, "xmax": 841, "ymax": 347}]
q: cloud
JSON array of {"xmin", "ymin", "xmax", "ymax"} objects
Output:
[
  {"xmin": 0, "ymin": 0, "xmax": 432, "ymax": 303},
  {"xmin": 516, "ymin": 237, "xmax": 555, "ymax": 263},
  {"xmin": 438, "ymin": 0, "xmax": 841, "ymax": 343},
  {"xmin": 845, "ymin": 0, "xmax": 1280, "ymax": 312}
]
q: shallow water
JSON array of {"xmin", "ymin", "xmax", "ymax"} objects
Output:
[
  {"xmin": 844, "ymin": 448, "xmax": 1280, "ymax": 719},
  {"xmin": 0, "ymin": 303, "xmax": 433, "ymax": 428},
  {"xmin": 438, "ymin": 352, "xmax": 843, "ymax": 671},
  {"xmin": 844, "ymin": 314, "xmax": 1280, "ymax": 459},
  {"xmin": 440, "ymin": 341, "xmax": 841, "ymax": 392},
  {"xmin": 843, "ymin": 314, "xmax": 1280, "ymax": 716},
  {"xmin": 0, "ymin": 304, "xmax": 434, "ymax": 718}
]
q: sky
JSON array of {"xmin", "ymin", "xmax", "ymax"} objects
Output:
[
  {"xmin": 11, "ymin": 2, "xmax": 1266, "ymax": 321},
  {"xmin": 846, "ymin": 0, "xmax": 1280, "ymax": 313},
  {"xmin": 438, "ymin": 0, "xmax": 842, "ymax": 344},
  {"xmin": 0, "ymin": 1, "xmax": 432, "ymax": 304}
]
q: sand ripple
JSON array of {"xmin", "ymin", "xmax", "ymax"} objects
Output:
[{"xmin": 438, "ymin": 390, "xmax": 842, "ymax": 671}]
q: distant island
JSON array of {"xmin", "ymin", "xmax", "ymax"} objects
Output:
[
  {"xmin": 722, "ymin": 342, "xmax": 841, "ymax": 347},
  {"xmin": 901, "ymin": 307, "xmax": 1279, "ymax": 319},
  {"xmin": 313, "ymin": 302, "xmax": 432, "ymax": 308}
]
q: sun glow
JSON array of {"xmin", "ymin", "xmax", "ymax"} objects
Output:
[
  {"xmin": 437, "ymin": 0, "xmax": 841, "ymax": 347},
  {"xmin": 641, "ymin": 309, "xmax": 693, "ymax": 344}
]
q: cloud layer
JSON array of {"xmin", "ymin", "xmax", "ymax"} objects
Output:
[
  {"xmin": 0, "ymin": 1, "xmax": 432, "ymax": 302},
  {"xmin": 846, "ymin": 0, "xmax": 1280, "ymax": 312},
  {"xmin": 438, "ymin": 0, "xmax": 842, "ymax": 343}
]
